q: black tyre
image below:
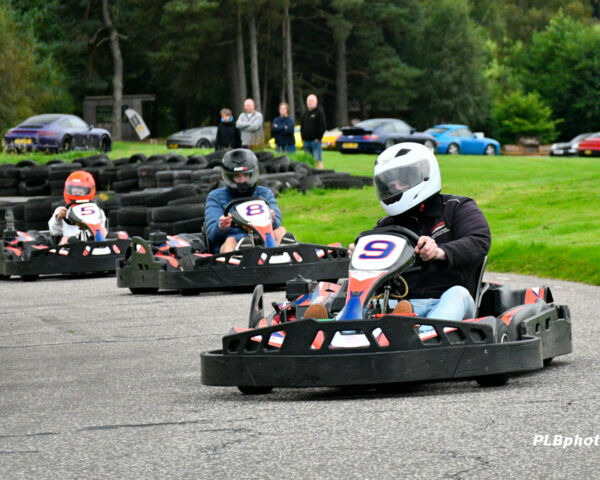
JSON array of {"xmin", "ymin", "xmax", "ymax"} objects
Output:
[
  {"xmin": 117, "ymin": 206, "xmax": 150, "ymax": 226},
  {"xmin": 19, "ymin": 179, "xmax": 50, "ymax": 196},
  {"xmin": 112, "ymin": 178, "xmax": 139, "ymax": 193},
  {"xmin": 112, "ymin": 157, "xmax": 131, "ymax": 167},
  {"xmin": 0, "ymin": 166, "xmax": 19, "ymax": 179},
  {"xmin": 20, "ymin": 166, "xmax": 49, "ymax": 180},
  {"xmin": 168, "ymin": 195, "xmax": 206, "ymax": 206},
  {"xmin": 61, "ymin": 136, "xmax": 73, "ymax": 152},
  {"xmin": 172, "ymin": 216, "xmax": 204, "ymax": 234},
  {"xmin": 116, "ymin": 166, "xmax": 140, "ymax": 181},
  {"xmin": 129, "ymin": 153, "xmax": 148, "ymax": 164},
  {"xmin": 0, "ymin": 177, "xmax": 19, "ymax": 188},
  {"xmin": 24, "ymin": 198, "xmax": 55, "ymax": 222},
  {"xmin": 484, "ymin": 144, "xmax": 496, "ymax": 155},
  {"xmin": 151, "ymin": 204, "xmax": 204, "ymax": 223},
  {"xmin": 195, "ymin": 139, "xmax": 210, "ymax": 149},
  {"xmin": 99, "ymin": 135, "xmax": 112, "ymax": 152},
  {"xmin": 424, "ymin": 139, "xmax": 436, "ymax": 151},
  {"xmin": 237, "ymin": 386, "xmax": 273, "ymax": 395},
  {"xmin": 45, "ymin": 159, "xmax": 66, "ymax": 166},
  {"xmin": 476, "ymin": 319, "xmax": 511, "ymax": 387},
  {"xmin": 187, "ymin": 154, "xmax": 208, "ymax": 168},
  {"xmin": 130, "ymin": 287, "xmax": 159, "ymax": 295},
  {"xmin": 16, "ymin": 159, "xmax": 38, "ymax": 168},
  {"xmin": 447, "ymin": 143, "xmax": 460, "ymax": 155}
]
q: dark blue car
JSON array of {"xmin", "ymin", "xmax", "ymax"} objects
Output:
[
  {"xmin": 336, "ymin": 118, "xmax": 436, "ymax": 154},
  {"xmin": 3, "ymin": 114, "xmax": 112, "ymax": 153}
]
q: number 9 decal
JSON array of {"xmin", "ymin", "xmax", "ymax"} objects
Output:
[
  {"xmin": 245, "ymin": 203, "xmax": 265, "ymax": 216},
  {"xmin": 358, "ymin": 240, "xmax": 395, "ymax": 259}
]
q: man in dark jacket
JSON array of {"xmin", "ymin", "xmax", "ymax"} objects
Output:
[
  {"xmin": 300, "ymin": 94, "xmax": 327, "ymax": 169},
  {"xmin": 352, "ymin": 142, "xmax": 491, "ymax": 322},
  {"xmin": 215, "ymin": 108, "xmax": 241, "ymax": 151}
]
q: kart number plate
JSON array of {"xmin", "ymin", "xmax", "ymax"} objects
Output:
[
  {"xmin": 15, "ymin": 138, "xmax": 32, "ymax": 145},
  {"xmin": 168, "ymin": 143, "xmax": 178, "ymax": 149},
  {"xmin": 343, "ymin": 142, "xmax": 358, "ymax": 149}
]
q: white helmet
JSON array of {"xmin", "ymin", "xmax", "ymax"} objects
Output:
[{"xmin": 374, "ymin": 142, "xmax": 441, "ymax": 216}]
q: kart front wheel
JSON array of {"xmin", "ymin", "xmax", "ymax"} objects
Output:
[
  {"xmin": 476, "ymin": 320, "xmax": 511, "ymax": 387},
  {"xmin": 238, "ymin": 386, "xmax": 273, "ymax": 395}
]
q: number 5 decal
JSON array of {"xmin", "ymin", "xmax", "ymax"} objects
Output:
[
  {"xmin": 358, "ymin": 240, "xmax": 395, "ymax": 259},
  {"xmin": 79, "ymin": 205, "xmax": 97, "ymax": 216}
]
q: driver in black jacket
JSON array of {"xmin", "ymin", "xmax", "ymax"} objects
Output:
[{"xmin": 353, "ymin": 142, "xmax": 491, "ymax": 321}]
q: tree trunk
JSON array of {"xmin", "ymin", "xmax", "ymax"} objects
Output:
[
  {"xmin": 101, "ymin": 0, "xmax": 123, "ymax": 141},
  {"xmin": 328, "ymin": 14, "xmax": 350, "ymax": 128},
  {"xmin": 236, "ymin": 2, "xmax": 247, "ymax": 115},
  {"xmin": 248, "ymin": 11, "xmax": 261, "ymax": 111},
  {"xmin": 283, "ymin": 3, "xmax": 295, "ymax": 120},
  {"xmin": 262, "ymin": 18, "xmax": 270, "ymax": 120},
  {"xmin": 334, "ymin": 31, "xmax": 348, "ymax": 127}
]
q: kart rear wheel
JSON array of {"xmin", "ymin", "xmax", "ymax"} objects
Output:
[
  {"xmin": 476, "ymin": 320, "xmax": 511, "ymax": 387},
  {"xmin": 238, "ymin": 386, "xmax": 273, "ymax": 395}
]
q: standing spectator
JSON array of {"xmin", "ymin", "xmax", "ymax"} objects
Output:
[
  {"xmin": 236, "ymin": 98, "xmax": 264, "ymax": 149},
  {"xmin": 300, "ymin": 93, "xmax": 327, "ymax": 169},
  {"xmin": 271, "ymin": 102, "xmax": 296, "ymax": 152},
  {"xmin": 215, "ymin": 108, "xmax": 241, "ymax": 151}
]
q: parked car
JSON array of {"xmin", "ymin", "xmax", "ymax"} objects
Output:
[
  {"xmin": 336, "ymin": 118, "xmax": 436, "ymax": 154},
  {"xmin": 322, "ymin": 128, "xmax": 341, "ymax": 150},
  {"xmin": 551, "ymin": 132, "xmax": 596, "ymax": 156},
  {"xmin": 576, "ymin": 133, "xmax": 600, "ymax": 156},
  {"xmin": 3, "ymin": 114, "xmax": 112, "ymax": 153},
  {"xmin": 425, "ymin": 124, "xmax": 500, "ymax": 155},
  {"xmin": 166, "ymin": 126, "xmax": 217, "ymax": 149}
]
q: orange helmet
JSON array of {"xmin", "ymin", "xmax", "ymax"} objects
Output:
[{"xmin": 64, "ymin": 170, "xmax": 96, "ymax": 204}]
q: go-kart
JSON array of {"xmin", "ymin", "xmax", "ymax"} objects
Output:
[
  {"xmin": 201, "ymin": 225, "xmax": 572, "ymax": 394},
  {"xmin": 0, "ymin": 202, "xmax": 129, "ymax": 281},
  {"xmin": 116, "ymin": 196, "xmax": 349, "ymax": 294}
]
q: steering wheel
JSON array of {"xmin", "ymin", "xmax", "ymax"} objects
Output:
[{"xmin": 223, "ymin": 196, "xmax": 266, "ymax": 216}]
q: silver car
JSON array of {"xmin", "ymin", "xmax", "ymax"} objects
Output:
[
  {"xmin": 550, "ymin": 132, "xmax": 595, "ymax": 156},
  {"xmin": 166, "ymin": 126, "xmax": 217, "ymax": 149}
]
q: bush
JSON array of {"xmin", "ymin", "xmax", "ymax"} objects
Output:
[{"xmin": 492, "ymin": 90, "xmax": 561, "ymax": 144}]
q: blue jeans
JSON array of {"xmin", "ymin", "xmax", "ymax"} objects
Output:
[
  {"xmin": 276, "ymin": 144, "xmax": 296, "ymax": 153},
  {"xmin": 410, "ymin": 286, "xmax": 476, "ymax": 321},
  {"xmin": 303, "ymin": 140, "xmax": 322, "ymax": 161}
]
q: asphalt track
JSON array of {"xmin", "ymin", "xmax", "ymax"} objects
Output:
[{"xmin": 0, "ymin": 271, "xmax": 597, "ymax": 479}]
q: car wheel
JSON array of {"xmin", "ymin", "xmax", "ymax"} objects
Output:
[
  {"xmin": 476, "ymin": 320, "xmax": 511, "ymax": 387},
  {"xmin": 424, "ymin": 140, "xmax": 435, "ymax": 151},
  {"xmin": 484, "ymin": 144, "xmax": 496, "ymax": 155},
  {"xmin": 384, "ymin": 138, "xmax": 395, "ymax": 149},
  {"xmin": 100, "ymin": 136, "xmax": 112, "ymax": 152},
  {"xmin": 196, "ymin": 139, "xmax": 210, "ymax": 149},
  {"xmin": 447, "ymin": 143, "xmax": 459, "ymax": 155},
  {"xmin": 61, "ymin": 136, "xmax": 73, "ymax": 152}
]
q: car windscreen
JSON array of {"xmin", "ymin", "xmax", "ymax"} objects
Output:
[
  {"xmin": 425, "ymin": 127, "xmax": 449, "ymax": 134},
  {"xmin": 20, "ymin": 114, "xmax": 63, "ymax": 126},
  {"xmin": 355, "ymin": 119, "xmax": 388, "ymax": 130}
]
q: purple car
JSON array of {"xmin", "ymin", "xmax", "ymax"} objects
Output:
[{"xmin": 3, "ymin": 114, "xmax": 112, "ymax": 153}]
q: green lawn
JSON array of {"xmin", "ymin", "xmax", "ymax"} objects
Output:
[{"xmin": 2, "ymin": 142, "xmax": 598, "ymax": 285}]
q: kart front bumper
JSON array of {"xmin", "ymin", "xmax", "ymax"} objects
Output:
[{"xmin": 201, "ymin": 313, "xmax": 572, "ymax": 388}]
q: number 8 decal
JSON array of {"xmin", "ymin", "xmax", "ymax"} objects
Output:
[
  {"xmin": 358, "ymin": 240, "xmax": 395, "ymax": 259},
  {"xmin": 246, "ymin": 203, "xmax": 265, "ymax": 216}
]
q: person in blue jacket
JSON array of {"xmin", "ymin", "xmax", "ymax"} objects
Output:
[
  {"xmin": 205, "ymin": 148, "xmax": 288, "ymax": 253},
  {"xmin": 271, "ymin": 102, "xmax": 296, "ymax": 152}
]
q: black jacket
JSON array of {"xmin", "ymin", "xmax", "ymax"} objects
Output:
[
  {"xmin": 215, "ymin": 121, "xmax": 241, "ymax": 150},
  {"xmin": 300, "ymin": 108, "xmax": 327, "ymax": 141},
  {"xmin": 375, "ymin": 193, "xmax": 491, "ymax": 299}
]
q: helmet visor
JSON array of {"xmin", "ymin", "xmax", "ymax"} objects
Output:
[
  {"xmin": 374, "ymin": 158, "xmax": 430, "ymax": 204},
  {"xmin": 222, "ymin": 168, "xmax": 259, "ymax": 193},
  {"xmin": 66, "ymin": 184, "xmax": 92, "ymax": 197}
]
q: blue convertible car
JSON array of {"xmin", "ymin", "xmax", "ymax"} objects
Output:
[
  {"xmin": 3, "ymin": 114, "xmax": 112, "ymax": 153},
  {"xmin": 425, "ymin": 124, "xmax": 500, "ymax": 155}
]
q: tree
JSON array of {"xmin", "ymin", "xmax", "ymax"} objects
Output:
[
  {"xmin": 100, "ymin": 0, "xmax": 124, "ymax": 140},
  {"xmin": 410, "ymin": 0, "xmax": 490, "ymax": 129},
  {"xmin": 492, "ymin": 90, "xmax": 560, "ymax": 144},
  {"xmin": 282, "ymin": 1, "xmax": 295, "ymax": 119},
  {"xmin": 512, "ymin": 12, "xmax": 600, "ymax": 139}
]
